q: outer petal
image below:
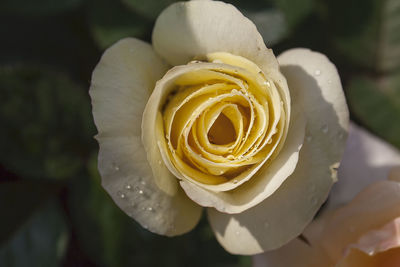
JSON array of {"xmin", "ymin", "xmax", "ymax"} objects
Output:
[
  {"xmin": 328, "ymin": 122, "xmax": 400, "ymax": 210},
  {"xmin": 90, "ymin": 38, "xmax": 202, "ymax": 236},
  {"xmin": 152, "ymin": 1, "xmax": 278, "ymax": 72},
  {"xmin": 208, "ymin": 48, "xmax": 349, "ymax": 254},
  {"xmin": 319, "ymin": 180, "xmax": 400, "ymax": 262}
]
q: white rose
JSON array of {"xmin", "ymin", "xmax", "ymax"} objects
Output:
[{"xmin": 90, "ymin": 0, "xmax": 349, "ymax": 255}]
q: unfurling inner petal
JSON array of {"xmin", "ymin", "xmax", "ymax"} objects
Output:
[{"xmin": 153, "ymin": 52, "xmax": 289, "ymax": 191}]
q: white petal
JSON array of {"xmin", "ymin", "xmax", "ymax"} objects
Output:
[
  {"xmin": 90, "ymin": 38, "xmax": 202, "ymax": 235},
  {"xmin": 90, "ymin": 38, "xmax": 169, "ymax": 137},
  {"xmin": 327, "ymin": 122, "xmax": 400, "ymax": 210},
  {"xmin": 253, "ymin": 239, "xmax": 325, "ymax": 267},
  {"xmin": 207, "ymin": 48, "xmax": 349, "ymax": 254},
  {"xmin": 152, "ymin": 1, "xmax": 278, "ymax": 71}
]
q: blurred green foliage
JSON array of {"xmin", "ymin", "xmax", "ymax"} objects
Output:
[{"xmin": 0, "ymin": 0, "xmax": 399, "ymax": 266}]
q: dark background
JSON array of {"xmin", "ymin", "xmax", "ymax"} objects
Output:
[{"xmin": 1, "ymin": 0, "xmax": 399, "ymax": 266}]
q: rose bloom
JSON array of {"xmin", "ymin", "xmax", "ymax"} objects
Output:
[
  {"xmin": 254, "ymin": 174, "xmax": 400, "ymax": 266},
  {"xmin": 89, "ymin": 0, "xmax": 348, "ymax": 254}
]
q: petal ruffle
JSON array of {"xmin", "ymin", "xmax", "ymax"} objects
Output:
[
  {"xmin": 90, "ymin": 38, "xmax": 202, "ymax": 236},
  {"xmin": 152, "ymin": 1, "xmax": 278, "ymax": 72},
  {"xmin": 207, "ymin": 48, "xmax": 349, "ymax": 254}
]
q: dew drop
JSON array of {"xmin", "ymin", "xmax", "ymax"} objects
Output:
[
  {"xmin": 112, "ymin": 162, "xmax": 119, "ymax": 171},
  {"xmin": 310, "ymin": 196, "xmax": 318, "ymax": 206},
  {"xmin": 147, "ymin": 207, "xmax": 153, "ymax": 211},
  {"xmin": 125, "ymin": 184, "xmax": 132, "ymax": 190},
  {"xmin": 139, "ymin": 190, "xmax": 144, "ymax": 194},
  {"xmin": 321, "ymin": 124, "xmax": 329, "ymax": 134},
  {"xmin": 263, "ymin": 81, "xmax": 271, "ymax": 87},
  {"xmin": 118, "ymin": 191, "xmax": 125, "ymax": 199},
  {"xmin": 314, "ymin": 69, "xmax": 321, "ymax": 76}
]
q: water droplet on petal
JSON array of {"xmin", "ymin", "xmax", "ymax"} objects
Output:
[
  {"xmin": 310, "ymin": 196, "xmax": 318, "ymax": 206},
  {"xmin": 139, "ymin": 190, "xmax": 144, "ymax": 194},
  {"xmin": 125, "ymin": 184, "xmax": 132, "ymax": 190},
  {"xmin": 321, "ymin": 124, "xmax": 329, "ymax": 134},
  {"xmin": 147, "ymin": 207, "xmax": 153, "ymax": 211},
  {"xmin": 263, "ymin": 81, "xmax": 271, "ymax": 87},
  {"xmin": 112, "ymin": 162, "xmax": 119, "ymax": 171},
  {"xmin": 314, "ymin": 70, "xmax": 321, "ymax": 76},
  {"xmin": 118, "ymin": 191, "xmax": 125, "ymax": 199}
]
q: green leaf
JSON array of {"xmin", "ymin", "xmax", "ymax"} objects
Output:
[
  {"xmin": 274, "ymin": 0, "xmax": 315, "ymax": 30},
  {"xmin": 121, "ymin": 0, "xmax": 177, "ymax": 19},
  {"xmin": 323, "ymin": 0, "xmax": 400, "ymax": 72},
  {"xmin": 0, "ymin": 65, "xmax": 95, "ymax": 180},
  {"xmin": 0, "ymin": 0, "xmax": 83, "ymax": 16},
  {"xmin": 347, "ymin": 74, "xmax": 400, "ymax": 148},
  {"xmin": 68, "ymin": 154, "xmax": 242, "ymax": 267},
  {"xmin": 0, "ymin": 180, "xmax": 60, "ymax": 244},
  {"xmin": 0, "ymin": 198, "xmax": 69, "ymax": 267},
  {"xmin": 88, "ymin": 0, "xmax": 151, "ymax": 50}
]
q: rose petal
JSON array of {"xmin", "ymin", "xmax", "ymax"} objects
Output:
[
  {"xmin": 389, "ymin": 166, "xmax": 400, "ymax": 182},
  {"xmin": 90, "ymin": 38, "xmax": 202, "ymax": 235},
  {"xmin": 328, "ymin": 122, "xmax": 400, "ymax": 210},
  {"xmin": 253, "ymin": 239, "xmax": 326, "ymax": 267},
  {"xmin": 90, "ymin": 38, "xmax": 169, "ymax": 136},
  {"xmin": 152, "ymin": 1, "xmax": 278, "ymax": 72},
  {"xmin": 207, "ymin": 48, "xmax": 349, "ymax": 254},
  {"xmin": 319, "ymin": 181, "xmax": 400, "ymax": 262},
  {"xmin": 347, "ymin": 217, "xmax": 400, "ymax": 256}
]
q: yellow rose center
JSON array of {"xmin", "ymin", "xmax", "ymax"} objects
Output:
[{"xmin": 158, "ymin": 52, "xmax": 289, "ymax": 189}]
